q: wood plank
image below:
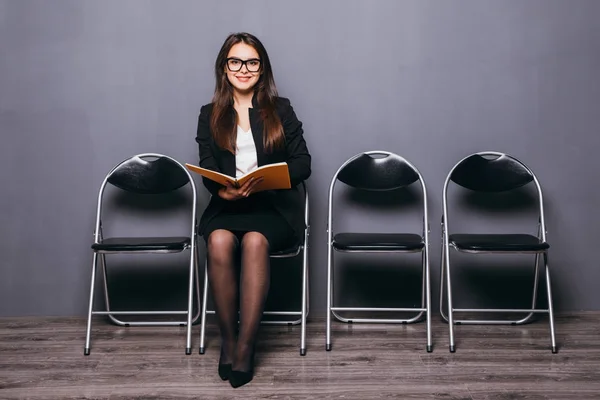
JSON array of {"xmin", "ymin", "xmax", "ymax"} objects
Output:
[{"xmin": 0, "ymin": 313, "xmax": 599, "ymax": 399}]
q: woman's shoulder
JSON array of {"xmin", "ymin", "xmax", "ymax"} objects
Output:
[
  {"xmin": 273, "ymin": 96, "xmax": 294, "ymax": 115},
  {"xmin": 199, "ymin": 102, "xmax": 214, "ymax": 116},
  {"xmin": 274, "ymin": 96, "xmax": 292, "ymax": 108}
]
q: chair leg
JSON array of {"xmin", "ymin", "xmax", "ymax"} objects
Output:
[
  {"xmin": 84, "ymin": 253, "xmax": 99, "ymax": 356},
  {"xmin": 439, "ymin": 240, "xmax": 449, "ymax": 323},
  {"xmin": 305, "ymin": 254, "xmax": 310, "ymax": 318},
  {"xmin": 424, "ymin": 250, "xmax": 433, "ymax": 353},
  {"xmin": 325, "ymin": 245, "xmax": 333, "ymax": 351},
  {"xmin": 544, "ymin": 253, "xmax": 558, "ymax": 353},
  {"xmin": 191, "ymin": 243, "xmax": 202, "ymax": 324},
  {"xmin": 185, "ymin": 245, "xmax": 195, "ymax": 355},
  {"xmin": 199, "ymin": 260, "xmax": 209, "ymax": 354},
  {"xmin": 419, "ymin": 252, "xmax": 426, "ymax": 321},
  {"xmin": 443, "ymin": 243, "xmax": 456, "ymax": 353},
  {"xmin": 300, "ymin": 244, "xmax": 309, "ymax": 356}
]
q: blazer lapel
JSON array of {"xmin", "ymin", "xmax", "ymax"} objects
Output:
[
  {"xmin": 220, "ymin": 149, "xmax": 236, "ymax": 177},
  {"xmin": 217, "ymin": 106, "xmax": 237, "ymax": 177},
  {"xmin": 249, "ymin": 107, "xmax": 267, "ymax": 167}
]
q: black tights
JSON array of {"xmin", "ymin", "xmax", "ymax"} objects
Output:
[{"xmin": 206, "ymin": 229, "xmax": 270, "ymax": 372}]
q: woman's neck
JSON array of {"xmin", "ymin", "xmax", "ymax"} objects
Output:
[{"xmin": 233, "ymin": 90, "xmax": 254, "ymax": 109}]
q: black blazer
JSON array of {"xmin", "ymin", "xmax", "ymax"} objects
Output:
[{"xmin": 195, "ymin": 96, "xmax": 311, "ymax": 242}]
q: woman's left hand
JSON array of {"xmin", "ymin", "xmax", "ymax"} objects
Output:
[{"xmin": 218, "ymin": 177, "xmax": 264, "ymax": 201}]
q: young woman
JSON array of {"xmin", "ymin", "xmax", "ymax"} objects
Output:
[{"xmin": 195, "ymin": 32, "xmax": 311, "ymax": 388}]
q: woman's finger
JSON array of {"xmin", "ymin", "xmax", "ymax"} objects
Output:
[
  {"xmin": 239, "ymin": 177, "xmax": 255, "ymax": 192},
  {"xmin": 247, "ymin": 177, "xmax": 264, "ymax": 192}
]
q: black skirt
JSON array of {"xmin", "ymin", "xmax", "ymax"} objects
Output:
[{"xmin": 202, "ymin": 192, "xmax": 297, "ymax": 252}]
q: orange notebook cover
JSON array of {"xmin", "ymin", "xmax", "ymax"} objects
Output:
[{"xmin": 185, "ymin": 162, "xmax": 291, "ymax": 192}]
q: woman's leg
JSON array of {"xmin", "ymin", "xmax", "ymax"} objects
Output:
[
  {"xmin": 206, "ymin": 229, "xmax": 239, "ymax": 366},
  {"xmin": 234, "ymin": 231, "xmax": 270, "ymax": 373}
]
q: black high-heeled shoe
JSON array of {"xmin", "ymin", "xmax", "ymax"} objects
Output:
[
  {"xmin": 218, "ymin": 363, "xmax": 232, "ymax": 381},
  {"xmin": 229, "ymin": 349, "xmax": 255, "ymax": 388},
  {"xmin": 229, "ymin": 368, "xmax": 254, "ymax": 388}
]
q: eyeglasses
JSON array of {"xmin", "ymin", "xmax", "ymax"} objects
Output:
[{"xmin": 226, "ymin": 58, "xmax": 261, "ymax": 73}]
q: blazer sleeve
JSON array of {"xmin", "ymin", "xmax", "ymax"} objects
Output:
[
  {"xmin": 280, "ymin": 98, "xmax": 311, "ymax": 187},
  {"xmin": 195, "ymin": 105, "xmax": 222, "ymax": 196}
]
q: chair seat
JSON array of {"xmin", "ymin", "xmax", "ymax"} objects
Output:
[
  {"xmin": 270, "ymin": 243, "xmax": 302, "ymax": 257},
  {"xmin": 92, "ymin": 236, "xmax": 190, "ymax": 252},
  {"xmin": 449, "ymin": 234, "xmax": 549, "ymax": 252},
  {"xmin": 333, "ymin": 233, "xmax": 424, "ymax": 251}
]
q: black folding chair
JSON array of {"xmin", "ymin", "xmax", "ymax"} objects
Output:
[
  {"xmin": 84, "ymin": 153, "xmax": 201, "ymax": 355},
  {"xmin": 326, "ymin": 151, "xmax": 432, "ymax": 352},
  {"xmin": 440, "ymin": 151, "xmax": 557, "ymax": 353}
]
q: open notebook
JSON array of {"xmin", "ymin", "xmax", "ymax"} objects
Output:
[{"xmin": 185, "ymin": 162, "xmax": 291, "ymax": 192}]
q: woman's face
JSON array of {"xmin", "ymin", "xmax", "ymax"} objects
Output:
[{"xmin": 225, "ymin": 42, "xmax": 262, "ymax": 95}]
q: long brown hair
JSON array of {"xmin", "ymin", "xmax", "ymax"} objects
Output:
[{"xmin": 210, "ymin": 32, "xmax": 284, "ymax": 154}]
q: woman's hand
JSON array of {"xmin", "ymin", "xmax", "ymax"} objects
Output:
[{"xmin": 218, "ymin": 177, "xmax": 264, "ymax": 201}]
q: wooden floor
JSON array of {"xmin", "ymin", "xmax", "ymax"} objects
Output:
[{"xmin": 1, "ymin": 313, "xmax": 600, "ymax": 399}]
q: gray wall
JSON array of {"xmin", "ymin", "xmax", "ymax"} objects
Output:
[{"xmin": 1, "ymin": 0, "xmax": 599, "ymax": 317}]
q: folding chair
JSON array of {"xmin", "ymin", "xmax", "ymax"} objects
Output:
[
  {"xmin": 326, "ymin": 151, "xmax": 432, "ymax": 352},
  {"xmin": 84, "ymin": 153, "xmax": 201, "ymax": 356},
  {"xmin": 198, "ymin": 182, "xmax": 310, "ymax": 356},
  {"xmin": 440, "ymin": 151, "xmax": 557, "ymax": 353}
]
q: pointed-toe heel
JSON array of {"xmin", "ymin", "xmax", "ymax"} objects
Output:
[
  {"xmin": 218, "ymin": 363, "xmax": 232, "ymax": 381},
  {"xmin": 229, "ymin": 369, "xmax": 254, "ymax": 388}
]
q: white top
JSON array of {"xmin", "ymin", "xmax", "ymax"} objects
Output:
[{"xmin": 235, "ymin": 125, "xmax": 258, "ymax": 178}]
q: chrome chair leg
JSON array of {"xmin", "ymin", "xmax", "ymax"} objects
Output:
[
  {"xmin": 444, "ymin": 243, "xmax": 456, "ymax": 353},
  {"xmin": 439, "ymin": 236, "xmax": 449, "ymax": 322},
  {"xmin": 300, "ymin": 243, "xmax": 308, "ymax": 356},
  {"xmin": 185, "ymin": 242, "xmax": 196, "ymax": 355},
  {"xmin": 191, "ymin": 243, "xmax": 202, "ymax": 323},
  {"xmin": 424, "ymin": 250, "xmax": 432, "ymax": 353},
  {"xmin": 84, "ymin": 253, "xmax": 99, "ymax": 356},
  {"xmin": 325, "ymin": 243, "xmax": 333, "ymax": 351},
  {"xmin": 199, "ymin": 261, "xmax": 209, "ymax": 354},
  {"xmin": 544, "ymin": 253, "xmax": 558, "ymax": 353}
]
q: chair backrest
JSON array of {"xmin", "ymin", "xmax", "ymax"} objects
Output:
[
  {"xmin": 442, "ymin": 151, "xmax": 546, "ymax": 238},
  {"xmin": 336, "ymin": 152, "xmax": 420, "ymax": 191},
  {"xmin": 93, "ymin": 153, "xmax": 197, "ymax": 241},
  {"xmin": 449, "ymin": 153, "xmax": 534, "ymax": 192},
  {"xmin": 328, "ymin": 151, "xmax": 428, "ymax": 236},
  {"xmin": 106, "ymin": 155, "xmax": 190, "ymax": 194}
]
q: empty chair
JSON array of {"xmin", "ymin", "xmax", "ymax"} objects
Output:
[
  {"xmin": 198, "ymin": 182, "xmax": 310, "ymax": 356},
  {"xmin": 326, "ymin": 151, "xmax": 432, "ymax": 352},
  {"xmin": 84, "ymin": 153, "xmax": 201, "ymax": 355},
  {"xmin": 440, "ymin": 151, "xmax": 557, "ymax": 353}
]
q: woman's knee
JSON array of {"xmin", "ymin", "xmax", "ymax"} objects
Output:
[
  {"xmin": 241, "ymin": 232, "xmax": 269, "ymax": 253},
  {"xmin": 207, "ymin": 230, "xmax": 238, "ymax": 256}
]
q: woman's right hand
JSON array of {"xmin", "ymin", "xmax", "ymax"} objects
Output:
[{"xmin": 218, "ymin": 177, "xmax": 264, "ymax": 201}]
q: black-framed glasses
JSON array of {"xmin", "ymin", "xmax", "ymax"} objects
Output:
[{"xmin": 226, "ymin": 58, "xmax": 261, "ymax": 72}]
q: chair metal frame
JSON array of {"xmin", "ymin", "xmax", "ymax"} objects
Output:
[
  {"xmin": 439, "ymin": 151, "xmax": 557, "ymax": 353},
  {"xmin": 198, "ymin": 182, "xmax": 310, "ymax": 356},
  {"xmin": 84, "ymin": 153, "xmax": 201, "ymax": 356},
  {"xmin": 326, "ymin": 151, "xmax": 432, "ymax": 352}
]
